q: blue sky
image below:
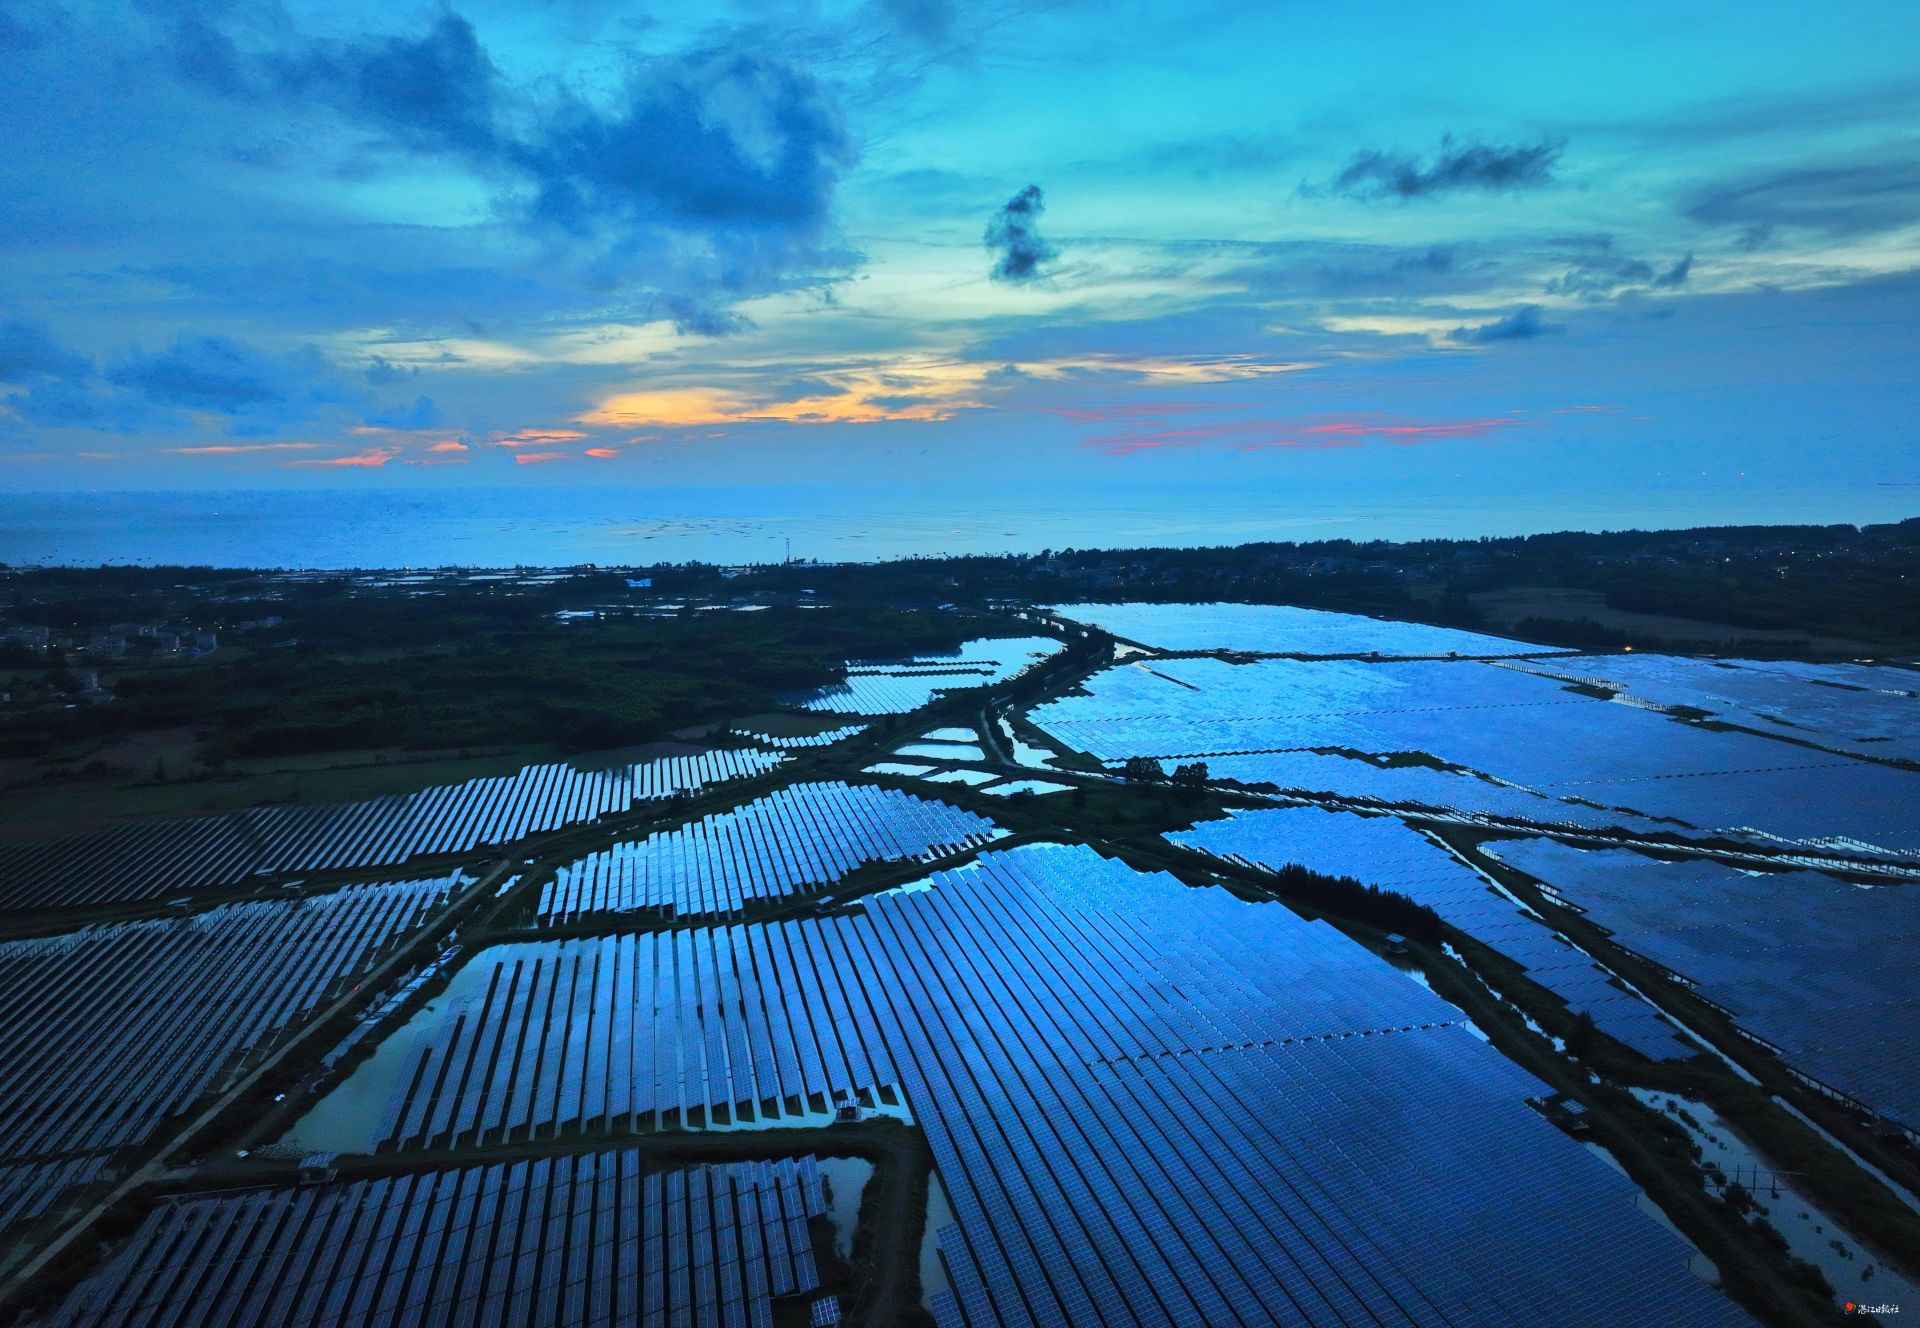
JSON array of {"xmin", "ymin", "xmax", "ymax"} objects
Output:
[{"xmin": 2, "ymin": 0, "xmax": 1917, "ymax": 510}]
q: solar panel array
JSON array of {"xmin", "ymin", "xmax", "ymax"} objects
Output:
[
  {"xmin": 1028, "ymin": 654, "xmax": 1920, "ymax": 857},
  {"xmin": 782, "ymin": 637, "xmax": 1063, "ymax": 714},
  {"xmin": 1489, "ymin": 839, "xmax": 1920, "ymax": 1131},
  {"xmin": 1177, "ymin": 750, "xmax": 1672, "ymax": 835},
  {"xmin": 0, "ymin": 1155, "xmax": 107, "ymax": 1237},
  {"xmin": 37, "ymin": 1153, "xmax": 833, "ymax": 1328},
  {"xmin": 1508, "ymin": 655, "xmax": 1920, "ymax": 762},
  {"xmin": 1168, "ymin": 807, "xmax": 1691, "ymax": 1060},
  {"xmin": 0, "ymin": 875, "xmax": 456, "ymax": 1234},
  {"xmin": 1045, "ymin": 601, "xmax": 1561, "ymax": 658},
  {"xmin": 730, "ymin": 723, "xmax": 869, "ymax": 749},
  {"xmin": 355, "ymin": 843, "xmax": 1747, "ymax": 1326},
  {"xmin": 536, "ymin": 781, "xmax": 1004, "ymax": 923},
  {"xmin": 0, "ymin": 749, "xmax": 787, "ymax": 913}
]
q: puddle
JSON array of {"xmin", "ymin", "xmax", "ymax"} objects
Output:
[
  {"xmin": 817, "ymin": 1157, "xmax": 873, "ymax": 1262},
  {"xmin": 1633, "ymin": 1088, "xmax": 1920, "ymax": 1309}
]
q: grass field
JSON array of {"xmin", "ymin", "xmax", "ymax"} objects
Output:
[{"xmin": 1469, "ymin": 586, "xmax": 1879, "ymax": 653}]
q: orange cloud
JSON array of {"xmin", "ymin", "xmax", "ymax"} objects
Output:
[
  {"xmin": 427, "ymin": 439, "xmax": 470, "ymax": 453},
  {"xmin": 512, "ymin": 450, "xmax": 571, "ymax": 465},
  {"xmin": 579, "ymin": 383, "xmax": 956, "ymax": 429},
  {"xmin": 584, "ymin": 447, "xmax": 619, "ymax": 459}
]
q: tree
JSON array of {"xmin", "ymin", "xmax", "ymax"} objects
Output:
[
  {"xmin": 1171, "ymin": 761, "xmax": 1210, "ymax": 785},
  {"xmin": 1566, "ymin": 1010, "xmax": 1597, "ymax": 1060},
  {"xmin": 1120, "ymin": 756, "xmax": 1166, "ymax": 781}
]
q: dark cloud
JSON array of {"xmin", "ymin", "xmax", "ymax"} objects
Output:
[
  {"xmin": 0, "ymin": 318, "xmax": 90, "ymax": 381},
  {"xmin": 1328, "ymin": 134, "xmax": 1564, "ymax": 200},
  {"xmin": 148, "ymin": 15, "xmax": 858, "ymax": 327},
  {"xmin": 1653, "ymin": 253, "xmax": 1693, "ymax": 288},
  {"xmin": 1544, "ymin": 239, "xmax": 1692, "ymax": 300},
  {"xmin": 878, "ymin": 0, "xmax": 956, "ymax": 45},
  {"xmin": 1235, "ymin": 244, "xmax": 1486, "ymax": 298},
  {"xmin": 986, "ymin": 184, "xmax": 1057, "ymax": 283},
  {"xmin": 1686, "ymin": 160, "xmax": 1920, "ymax": 237},
  {"xmin": 519, "ymin": 50, "xmax": 852, "ymax": 236},
  {"xmin": 649, "ymin": 294, "xmax": 754, "ymax": 338},
  {"xmin": 267, "ymin": 15, "xmax": 502, "ymax": 156},
  {"xmin": 364, "ymin": 355, "xmax": 415, "ymax": 385},
  {"xmin": 0, "ymin": 7, "xmax": 43, "ymax": 51},
  {"xmin": 363, "ymin": 394, "xmax": 440, "ymax": 430},
  {"xmin": 1448, "ymin": 305, "xmax": 1560, "ymax": 344},
  {"xmin": 107, "ymin": 335, "xmax": 358, "ymax": 415}
]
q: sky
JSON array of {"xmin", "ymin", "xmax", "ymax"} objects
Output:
[{"xmin": 2, "ymin": 0, "xmax": 1918, "ymax": 513}]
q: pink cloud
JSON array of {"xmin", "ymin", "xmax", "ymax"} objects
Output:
[
  {"xmin": 496, "ymin": 428, "xmax": 588, "ymax": 448},
  {"xmin": 286, "ymin": 447, "xmax": 400, "ymax": 469},
  {"xmin": 427, "ymin": 440, "xmax": 470, "ymax": 453},
  {"xmin": 583, "ymin": 447, "xmax": 619, "ymax": 459},
  {"xmin": 167, "ymin": 442, "xmax": 319, "ymax": 456},
  {"xmin": 1039, "ymin": 401, "xmax": 1253, "ymax": 423},
  {"xmin": 512, "ymin": 450, "xmax": 571, "ymax": 465},
  {"xmin": 1084, "ymin": 413, "xmax": 1531, "ymax": 457}
]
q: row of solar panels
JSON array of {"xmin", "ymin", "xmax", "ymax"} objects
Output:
[
  {"xmin": 1167, "ymin": 806, "xmax": 1694, "ymax": 1061},
  {"xmin": 36, "ymin": 1153, "xmax": 835, "ymax": 1328},
  {"xmin": 728, "ymin": 723, "xmax": 868, "ymax": 749},
  {"xmin": 781, "ymin": 637, "xmax": 1063, "ymax": 715},
  {"xmin": 537, "ymin": 781, "xmax": 1004, "ymax": 923},
  {"xmin": 0, "ymin": 749, "xmax": 787, "ymax": 914},
  {"xmin": 1491, "ymin": 839, "xmax": 1920, "ymax": 1133},
  {"xmin": 342, "ymin": 842, "xmax": 1749, "ymax": 1327},
  {"xmin": 1027, "ymin": 654, "xmax": 1920, "ymax": 857},
  {"xmin": 0, "ymin": 876, "xmax": 456, "ymax": 1235}
]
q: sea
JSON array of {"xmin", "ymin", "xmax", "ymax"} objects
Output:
[{"xmin": 1, "ymin": 484, "xmax": 1912, "ymax": 569}]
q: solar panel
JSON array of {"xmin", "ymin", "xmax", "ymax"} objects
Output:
[{"xmin": 350, "ymin": 843, "xmax": 1751, "ymax": 1327}]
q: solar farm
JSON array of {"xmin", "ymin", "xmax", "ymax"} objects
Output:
[
  {"xmin": 4, "ymin": 604, "xmax": 1913, "ymax": 1328},
  {"xmin": 1045, "ymin": 601, "xmax": 1566, "ymax": 658},
  {"xmin": 536, "ymin": 780, "xmax": 1004, "ymax": 923},
  {"xmin": 1487, "ymin": 839, "xmax": 1920, "ymax": 1135},
  {"xmin": 0, "ymin": 748, "xmax": 787, "ymax": 913},
  {"xmin": 1028, "ymin": 650, "xmax": 1920, "ymax": 858},
  {"xmin": 328, "ymin": 844, "xmax": 1748, "ymax": 1327},
  {"xmin": 37, "ymin": 1153, "xmax": 837, "ymax": 1328}
]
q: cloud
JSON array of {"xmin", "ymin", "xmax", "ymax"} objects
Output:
[
  {"xmin": 513, "ymin": 449, "xmax": 571, "ymax": 464},
  {"xmin": 266, "ymin": 15, "xmax": 501, "ymax": 156},
  {"xmin": 495, "ymin": 427, "xmax": 589, "ymax": 447},
  {"xmin": 1326, "ymin": 134, "xmax": 1564, "ymax": 200},
  {"xmin": 0, "ymin": 318, "xmax": 90, "ymax": 381},
  {"xmin": 986, "ymin": 184, "xmax": 1058, "ymax": 283},
  {"xmin": 1653, "ymin": 253, "xmax": 1693, "ymax": 288},
  {"xmin": 427, "ymin": 439, "xmax": 469, "ymax": 453},
  {"xmin": 1685, "ymin": 160, "xmax": 1920, "ymax": 237},
  {"xmin": 1546, "ymin": 248, "xmax": 1690, "ymax": 299},
  {"xmin": 364, "ymin": 356, "xmax": 416, "ymax": 385},
  {"xmin": 286, "ymin": 446, "xmax": 400, "ymax": 468},
  {"xmin": 362, "ymin": 394, "xmax": 440, "ymax": 430},
  {"xmin": 877, "ymin": 0, "xmax": 956, "ymax": 45},
  {"xmin": 166, "ymin": 442, "xmax": 319, "ymax": 455},
  {"xmin": 107, "ymin": 335, "xmax": 356, "ymax": 414},
  {"xmin": 1448, "ymin": 305, "xmax": 1560, "ymax": 344},
  {"xmin": 1083, "ymin": 413, "xmax": 1531, "ymax": 457},
  {"xmin": 158, "ymin": 14, "xmax": 861, "ymax": 328},
  {"xmin": 583, "ymin": 446, "xmax": 619, "ymax": 458}
]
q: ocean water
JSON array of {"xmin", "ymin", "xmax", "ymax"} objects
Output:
[{"xmin": 1, "ymin": 484, "xmax": 1910, "ymax": 569}]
